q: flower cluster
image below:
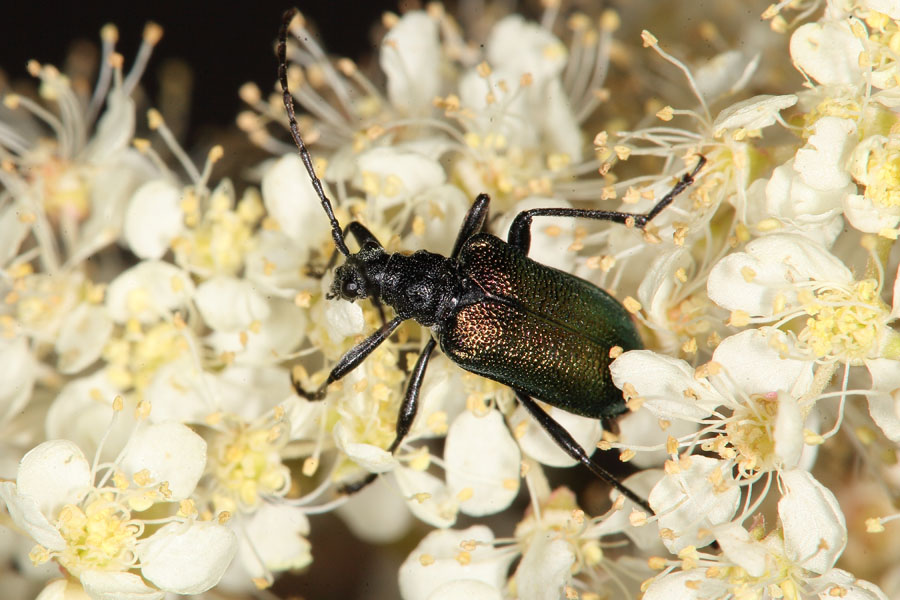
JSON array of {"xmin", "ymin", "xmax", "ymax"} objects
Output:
[{"xmin": 1, "ymin": 1, "xmax": 899, "ymax": 599}]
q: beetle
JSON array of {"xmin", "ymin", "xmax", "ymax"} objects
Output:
[{"xmin": 277, "ymin": 9, "xmax": 704, "ymax": 512}]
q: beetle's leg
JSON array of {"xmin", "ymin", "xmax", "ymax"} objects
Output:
[
  {"xmin": 345, "ymin": 221, "xmax": 382, "ymax": 248},
  {"xmin": 338, "ymin": 337, "xmax": 438, "ymax": 495},
  {"xmin": 311, "ymin": 221, "xmax": 385, "ymax": 278},
  {"xmin": 451, "ymin": 193, "xmax": 491, "ymax": 259},
  {"xmin": 515, "ymin": 390, "xmax": 652, "ymax": 513},
  {"xmin": 292, "ymin": 316, "xmax": 404, "ymax": 400},
  {"xmin": 507, "ymin": 156, "xmax": 706, "ymax": 255}
]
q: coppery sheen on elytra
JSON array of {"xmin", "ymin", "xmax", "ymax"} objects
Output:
[{"xmin": 442, "ymin": 234, "xmax": 641, "ymax": 418}]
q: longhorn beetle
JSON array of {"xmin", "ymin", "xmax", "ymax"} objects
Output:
[{"xmin": 278, "ymin": 9, "xmax": 705, "ymax": 513}]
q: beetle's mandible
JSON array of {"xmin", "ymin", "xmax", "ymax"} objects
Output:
[{"xmin": 277, "ymin": 9, "xmax": 705, "ymax": 512}]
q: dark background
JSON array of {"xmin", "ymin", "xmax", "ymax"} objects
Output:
[{"xmin": 1, "ymin": 1, "xmax": 398, "ymax": 146}]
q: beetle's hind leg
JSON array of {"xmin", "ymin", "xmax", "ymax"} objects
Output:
[
  {"xmin": 515, "ymin": 390, "xmax": 652, "ymax": 513},
  {"xmin": 292, "ymin": 316, "xmax": 403, "ymax": 400},
  {"xmin": 507, "ymin": 156, "xmax": 706, "ymax": 256}
]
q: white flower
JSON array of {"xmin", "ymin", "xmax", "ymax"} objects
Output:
[
  {"xmin": 0, "ymin": 432, "xmax": 236, "ymax": 599},
  {"xmin": 398, "ymin": 526, "xmax": 512, "ymax": 600},
  {"xmin": 611, "ymin": 329, "xmax": 815, "ymax": 478},
  {"xmin": 123, "ymin": 180, "xmax": 184, "ymax": 260},
  {"xmin": 443, "ymin": 410, "xmax": 520, "ymax": 516},
  {"xmin": 711, "ymin": 94, "xmax": 798, "ymax": 137},
  {"xmin": 644, "ymin": 471, "xmax": 884, "ymax": 600},
  {"xmin": 380, "ymin": 11, "xmax": 442, "ymax": 115},
  {"xmin": 845, "ymin": 133, "xmax": 900, "ymax": 234},
  {"xmin": 707, "ymin": 234, "xmax": 899, "ymax": 364},
  {"xmin": 790, "ymin": 20, "xmax": 864, "ymax": 85}
]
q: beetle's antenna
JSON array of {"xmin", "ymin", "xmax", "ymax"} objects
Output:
[{"xmin": 278, "ymin": 8, "xmax": 350, "ymax": 257}]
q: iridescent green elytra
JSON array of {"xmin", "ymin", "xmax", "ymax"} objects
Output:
[{"xmin": 441, "ymin": 233, "xmax": 642, "ymax": 419}]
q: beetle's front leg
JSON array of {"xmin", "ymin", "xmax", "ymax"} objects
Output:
[
  {"xmin": 292, "ymin": 315, "xmax": 404, "ymax": 400},
  {"xmin": 337, "ymin": 337, "xmax": 438, "ymax": 495}
]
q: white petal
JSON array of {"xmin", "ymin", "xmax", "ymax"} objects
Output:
[
  {"xmin": 593, "ymin": 470, "xmax": 667, "ymax": 552},
  {"xmin": 794, "ymin": 117, "xmax": 856, "ymax": 191},
  {"xmin": 214, "ymin": 364, "xmax": 294, "ymax": 419},
  {"xmin": 46, "ymin": 372, "xmax": 136, "ymax": 461},
  {"xmin": 105, "ymin": 261, "xmax": 194, "ymax": 323},
  {"xmin": 405, "ymin": 185, "xmax": 472, "ymax": 256},
  {"xmin": 84, "ymin": 91, "xmax": 135, "ymax": 161},
  {"xmin": 380, "ymin": 11, "xmax": 441, "ymax": 114},
  {"xmin": 195, "ymin": 276, "xmax": 271, "ymax": 332},
  {"xmin": 324, "ymin": 298, "xmax": 365, "ymax": 342},
  {"xmin": 334, "ymin": 422, "xmax": 397, "ymax": 473},
  {"xmin": 0, "ymin": 482, "xmax": 66, "ymax": 551},
  {"xmin": 696, "ymin": 50, "xmax": 760, "ymax": 100},
  {"xmin": 713, "ymin": 94, "xmax": 797, "ymax": 136},
  {"xmin": 617, "ymin": 409, "xmax": 697, "ymax": 469},
  {"xmin": 119, "ymin": 422, "xmax": 206, "ymax": 500},
  {"xmin": 642, "ymin": 568, "xmax": 716, "ymax": 600},
  {"xmin": 707, "ymin": 234, "xmax": 852, "ymax": 314},
  {"xmin": 712, "ymin": 329, "xmax": 813, "ymax": 396},
  {"xmin": 426, "ymin": 580, "xmax": 502, "ymax": 600},
  {"xmin": 245, "ymin": 231, "xmax": 310, "ymax": 296},
  {"xmin": 891, "ymin": 262, "xmax": 900, "ymax": 320},
  {"xmin": 650, "ymin": 456, "xmax": 740, "ymax": 552},
  {"xmin": 55, "ymin": 304, "xmax": 113, "ymax": 374},
  {"xmin": 514, "ymin": 532, "xmax": 574, "ymax": 600},
  {"xmin": 17, "ymin": 440, "xmax": 91, "ymax": 518},
  {"xmin": 239, "ymin": 504, "xmax": 311, "ymax": 575},
  {"xmin": 714, "ymin": 521, "xmax": 768, "ymax": 577},
  {"xmin": 637, "ymin": 248, "xmax": 693, "ymax": 328},
  {"xmin": 137, "ymin": 521, "xmax": 237, "ymax": 594},
  {"xmin": 0, "ymin": 204, "xmax": 31, "ymax": 266},
  {"xmin": 0, "ymin": 337, "xmax": 37, "ymax": 419},
  {"xmin": 260, "ymin": 154, "xmax": 330, "ymax": 246},
  {"xmin": 356, "ymin": 147, "xmax": 446, "ymax": 212},
  {"xmin": 864, "ymin": 0, "xmax": 900, "ymax": 18},
  {"xmin": 143, "ymin": 360, "xmax": 216, "ymax": 424},
  {"xmin": 123, "ymin": 180, "xmax": 183, "ymax": 259},
  {"xmin": 398, "ymin": 526, "xmax": 509, "ymax": 600},
  {"xmin": 513, "ymin": 403, "xmax": 600, "ymax": 468},
  {"xmin": 394, "ymin": 466, "xmax": 459, "ymax": 529},
  {"xmin": 778, "ymin": 469, "xmax": 846, "ymax": 574},
  {"xmin": 540, "ymin": 78, "xmax": 583, "ymax": 160},
  {"xmin": 790, "ymin": 21, "xmax": 864, "ymax": 85},
  {"xmin": 843, "ymin": 193, "xmax": 900, "ymax": 234},
  {"xmin": 865, "ymin": 358, "xmax": 900, "ymax": 442},
  {"xmin": 487, "ymin": 15, "xmax": 566, "ymax": 82},
  {"xmin": 610, "ymin": 350, "xmax": 720, "ymax": 420},
  {"xmin": 444, "ymin": 410, "xmax": 520, "ymax": 516},
  {"xmin": 774, "ymin": 391, "xmax": 803, "ymax": 468},
  {"xmin": 765, "ymin": 160, "xmax": 852, "ymax": 237},
  {"xmin": 79, "ymin": 570, "xmax": 163, "ymax": 600},
  {"xmin": 207, "ymin": 298, "xmax": 306, "ymax": 364},
  {"xmin": 811, "ymin": 568, "xmax": 889, "ymax": 600},
  {"xmin": 35, "ymin": 579, "xmax": 93, "ymax": 600},
  {"xmin": 337, "ymin": 476, "xmax": 414, "ymax": 544}
]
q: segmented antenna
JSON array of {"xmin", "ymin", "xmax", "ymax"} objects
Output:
[{"xmin": 278, "ymin": 8, "xmax": 350, "ymax": 257}]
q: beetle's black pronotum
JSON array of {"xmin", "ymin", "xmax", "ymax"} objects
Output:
[{"xmin": 277, "ymin": 9, "xmax": 705, "ymax": 512}]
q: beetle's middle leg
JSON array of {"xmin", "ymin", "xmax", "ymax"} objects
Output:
[
  {"xmin": 292, "ymin": 316, "xmax": 403, "ymax": 400},
  {"xmin": 506, "ymin": 156, "xmax": 706, "ymax": 255},
  {"xmin": 515, "ymin": 390, "xmax": 652, "ymax": 513}
]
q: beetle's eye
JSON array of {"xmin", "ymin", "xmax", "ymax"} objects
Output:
[{"xmin": 342, "ymin": 279, "xmax": 359, "ymax": 297}]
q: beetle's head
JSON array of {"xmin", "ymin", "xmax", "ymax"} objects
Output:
[{"xmin": 327, "ymin": 242, "xmax": 387, "ymax": 302}]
